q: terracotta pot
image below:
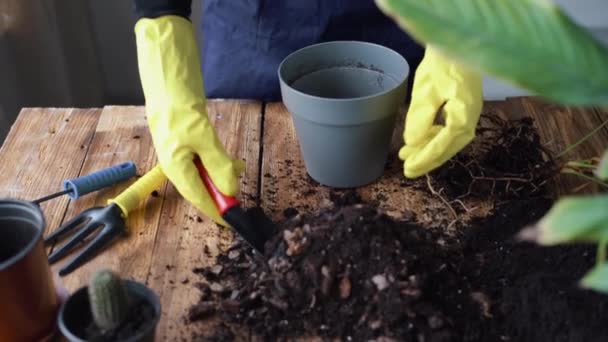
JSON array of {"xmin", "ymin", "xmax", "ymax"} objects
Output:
[{"xmin": 0, "ymin": 199, "xmax": 59, "ymax": 341}]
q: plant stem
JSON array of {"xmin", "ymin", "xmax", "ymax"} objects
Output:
[
  {"xmin": 557, "ymin": 119, "xmax": 608, "ymax": 158},
  {"xmin": 561, "ymin": 169, "xmax": 608, "ymax": 189},
  {"xmin": 565, "ymin": 160, "xmax": 597, "ymax": 170}
]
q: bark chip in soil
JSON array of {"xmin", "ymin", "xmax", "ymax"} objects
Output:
[{"xmin": 185, "ymin": 114, "xmax": 608, "ymax": 341}]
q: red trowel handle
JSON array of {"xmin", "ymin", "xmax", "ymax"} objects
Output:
[{"xmin": 194, "ymin": 157, "xmax": 240, "ymax": 215}]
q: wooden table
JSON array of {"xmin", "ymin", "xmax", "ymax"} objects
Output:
[{"xmin": 0, "ymin": 98, "xmax": 606, "ymax": 341}]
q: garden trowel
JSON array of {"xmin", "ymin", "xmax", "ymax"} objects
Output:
[{"xmin": 194, "ymin": 158, "xmax": 277, "ymax": 253}]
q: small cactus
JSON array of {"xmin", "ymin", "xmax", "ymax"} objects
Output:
[{"xmin": 88, "ymin": 269, "xmax": 131, "ymax": 332}]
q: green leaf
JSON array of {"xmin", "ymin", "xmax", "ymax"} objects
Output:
[
  {"xmin": 581, "ymin": 263, "xmax": 608, "ymax": 294},
  {"xmin": 596, "ymin": 150, "xmax": 608, "ymax": 180},
  {"xmin": 375, "ymin": 0, "xmax": 608, "ymax": 106},
  {"xmin": 519, "ymin": 194, "xmax": 608, "ymax": 245}
]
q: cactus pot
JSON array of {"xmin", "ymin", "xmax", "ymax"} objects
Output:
[
  {"xmin": 0, "ymin": 199, "xmax": 59, "ymax": 342},
  {"xmin": 58, "ymin": 280, "xmax": 161, "ymax": 342},
  {"xmin": 278, "ymin": 40, "xmax": 410, "ymax": 188}
]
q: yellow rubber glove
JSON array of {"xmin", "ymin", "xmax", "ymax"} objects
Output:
[
  {"xmin": 134, "ymin": 15, "xmax": 245, "ymax": 225},
  {"xmin": 400, "ymin": 47, "xmax": 483, "ymax": 178}
]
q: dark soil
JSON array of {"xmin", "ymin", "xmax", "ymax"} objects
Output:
[
  {"xmin": 185, "ymin": 114, "xmax": 608, "ymax": 340},
  {"xmin": 461, "ymin": 198, "xmax": 608, "ymax": 341},
  {"xmin": 83, "ymin": 298, "xmax": 156, "ymax": 342},
  {"xmin": 427, "ymin": 114, "xmax": 556, "ymax": 201},
  {"xmin": 282, "ymin": 207, "xmax": 299, "ymax": 219}
]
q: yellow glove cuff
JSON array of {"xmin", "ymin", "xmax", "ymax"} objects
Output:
[{"xmin": 109, "ymin": 166, "xmax": 167, "ymax": 217}]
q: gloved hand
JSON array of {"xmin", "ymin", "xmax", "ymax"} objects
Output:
[
  {"xmin": 134, "ymin": 15, "xmax": 245, "ymax": 225},
  {"xmin": 400, "ymin": 47, "xmax": 483, "ymax": 178}
]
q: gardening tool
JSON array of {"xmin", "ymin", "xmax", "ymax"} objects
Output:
[
  {"xmin": 195, "ymin": 158, "xmax": 277, "ymax": 253},
  {"xmin": 32, "ymin": 162, "xmax": 137, "ymax": 205},
  {"xmin": 44, "ymin": 165, "xmax": 166, "ymax": 276}
]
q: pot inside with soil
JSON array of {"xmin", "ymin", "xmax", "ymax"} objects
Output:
[
  {"xmin": 278, "ymin": 40, "xmax": 410, "ymax": 188},
  {"xmin": 0, "ymin": 199, "xmax": 59, "ymax": 342},
  {"xmin": 58, "ymin": 269, "xmax": 161, "ymax": 342}
]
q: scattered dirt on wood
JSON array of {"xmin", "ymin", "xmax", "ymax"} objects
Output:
[
  {"xmin": 185, "ymin": 114, "xmax": 608, "ymax": 340},
  {"xmin": 191, "ymin": 322, "xmax": 235, "ymax": 342},
  {"xmin": 282, "ymin": 207, "xmax": 299, "ymax": 219}
]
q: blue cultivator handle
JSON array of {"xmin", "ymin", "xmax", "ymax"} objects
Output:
[
  {"xmin": 63, "ymin": 162, "xmax": 137, "ymax": 199},
  {"xmin": 32, "ymin": 162, "xmax": 138, "ymax": 205}
]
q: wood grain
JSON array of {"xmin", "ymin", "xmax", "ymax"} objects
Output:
[
  {"xmin": 0, "ymin": 108, "xmax": 100, "ymax": 232},
  {"xmin": 1, "ymin": 98, "xmax": 606, "ymax": 341},
  {"xmin": 148, "ymin": 100, "xmax": 262, "ymax": 341},
  {"xmin": 260, "ymin": 103, "xmax": 490, "ymax": 234},
  {"xmin": 50, "ymin": 106, "xmax": 165, "ymax": 292},
  {"xmin": 259, "ymin": 102, "xmax": 333, "ymax": 221},
  {"xmin": 519, "ymin": 97, "xmax": 608, "ymax": 195}
]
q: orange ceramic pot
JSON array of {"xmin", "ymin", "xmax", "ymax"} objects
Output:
[{"xmin": 0, "ymin": 199, "xmax": 59, "ymax": 342}]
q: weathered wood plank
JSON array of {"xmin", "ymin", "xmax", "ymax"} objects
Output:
[
  {"xmin": 260, "ymin": 103, "xmax": 491, "ymax": 232},
  {"xmin": 0, "ymin": 108, "xmax": 100, "ymax": 232},
  {"xmin": 2, "ymin": 98, "xmax": 604, "ymax": 340},
  {"xmin": 148, "ymin": 100, "xmax": 262, "ymax": 341},
  {"xmin": 51, "ymin": 106, "xmax": 164, "ymax": 293},
  {"xmin": 259, "ymin": 97, "xmax": 608, "ymax": 236},
  {"xmin": 520, "ymin": 97, "xmax": 608, "ymax": 195},
  {"xmin": 259, "ymin": 102, "xmax": 333, "ymax": 222}
]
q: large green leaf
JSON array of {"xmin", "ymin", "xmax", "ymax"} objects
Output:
[
  {"xmin": 518, "ymin": 194, "xmax": 608, "ymax": 245},
  {"xmin": 375, "ymin": 0, "xmax": 608, "ymax": 106},
  {"xmin": 596, "ymin": 150, "xmax": 608, "ymax": 180},
  {"xmin": 581, "ymin": 263, "xmax": 608, "ymax": 294}
]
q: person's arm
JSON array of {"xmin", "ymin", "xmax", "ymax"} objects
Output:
[{"xmin": 132, "ymin": 0, "xmax": 245, "ymax": 225}]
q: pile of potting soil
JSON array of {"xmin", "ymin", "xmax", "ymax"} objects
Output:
[
  {"xmin": 189, "ymin": 201, "xmax": 469, "ymax": 341},
  {"xmin": 460, "ymin": 198, "xmax": 608, "ymax": 341},
  {"xmin": 186, "ymin": 114, "xmax": 608, "ymax": 341}
]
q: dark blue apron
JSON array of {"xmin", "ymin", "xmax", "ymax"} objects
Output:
[{"xmin": 200, "ymin": 0, "xmax": 424, "ymax": 101}]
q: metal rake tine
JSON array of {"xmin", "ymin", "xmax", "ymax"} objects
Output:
[
  {"xmin": 44, "ymin": 210, "xmax": 92, "ymax": 246},
  {"xmin": 57, "ymin": 223, "xmax": 124, "ymax": 276},
  {"xmin": 47, "ymin": 221, "xmax": 103, "ymax": 264}
]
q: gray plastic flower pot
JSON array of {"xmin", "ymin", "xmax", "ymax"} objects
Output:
[
  {"xmin": 278, "ymin": 41, "xmax": 410, "ymax": 188},
  {"xmin": 58, "ymin": 280, "xmax": 161, "ymax": 342}
]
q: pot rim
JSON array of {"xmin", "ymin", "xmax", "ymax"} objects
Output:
[
  {"xmin": 58, "ymin": 279, "xmax": 161, "ymax": 342},
  {"xmin": 0, "ymin": 199, "xmax": 45, "ymax": 271},
  {"xmin": 277, "ymin": 40, "xmax": 410, "ymax": 103}
]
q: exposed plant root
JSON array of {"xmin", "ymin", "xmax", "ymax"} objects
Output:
[
  {"xmin": 426, "ymin": 174, "xmax": 457, "ymax": 220},
  {"xmin": 427, "ymin": 112, "xmax": 557, "ymax": 202}
]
